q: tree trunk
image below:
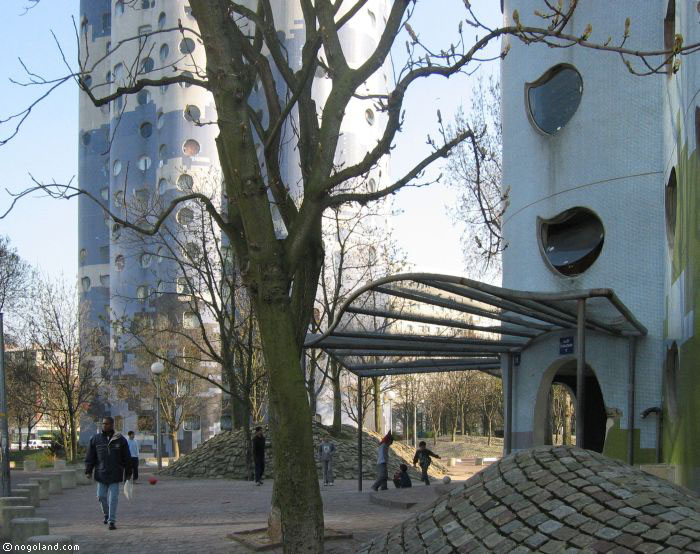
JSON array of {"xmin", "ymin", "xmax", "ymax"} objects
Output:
[
  {"xmin": 69, "ymin": 412, "xmax": 78, "ymax": 463},
  {"xmin": 373, "ymin": 377, "xmax": 382, "ymax": 435},
  {"xmin": 331, "ymin": 367, "xmax": 342, "ymax": 437},
  {"xmin": 255, "ymin": 302, "xmax": 324, "ymax": 552},
  {"xmin": 563, "ymin": 395, "xmax": 572, "ymax": 446},
  {"xmin": 171, "ymin": 430, "xmax": 180, "ymax": 460},
  {"xmin": 487, "ymin": 417, "xmax": 492, "ymax": 446},
  {"xmin": 451, "ymin": 418, "xmax": 457, "ymax": 443},
  {"xmin": 461, "ymin": 405, "xmax": 466, "ymax": 436},
  {"xmin": 432, "ymin": 425, "xmax": 438, "ymax": 446},
  {"xmin": 18, "ymin": 427, "xmax": 22, "ymax": 451},
  {"xmin": 545, "ymin": 391, "xmax": 553, "ymax": 446}
]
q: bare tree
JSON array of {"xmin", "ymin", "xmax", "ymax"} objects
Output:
[
  {"xmin": 446, "ymin": 75, "xmax": 504, "ymax": 277},
  {"xmin": 550, "ymin": 383, "xmax": 574, "ymax": 445},
  {"xmin": 474, "ymin": 372, "xmax": 503, "ymax": 446},
  {"xmin": 0, "ymin": 236, "xmax": 32, "ymax": 321},
  {"xmin": 3, "ymin": 1, "xmax": 698, "ymax": 547},
  {"xmin": 5, "ymin": 348, "xmax": 45, "ymax": 450},
  {"xmin": 26, "ymin": 276, "xmax": 104, "ymax": 462},
  {"xmin": 312, "ymin": 204, "xmax": 406, "ymax": 435}
]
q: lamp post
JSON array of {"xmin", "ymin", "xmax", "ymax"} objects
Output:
[
  {"xmin": 385, "ymin": 391, "xmax": 396, "ymax": 435},
  {"xmin": 150, "ymin": 361, "xmax": 165, "ymax": 471}
]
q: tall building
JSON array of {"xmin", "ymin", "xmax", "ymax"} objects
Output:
[
  {"xmin": 501, "ymin": 0, "xmax": 699, "ymax": 490},
  {"xmin": 78, "ymin": 1, "xmax": 392, "ymax": 454}
]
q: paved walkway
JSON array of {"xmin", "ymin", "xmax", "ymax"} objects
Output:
[{"xmin": 26, "ymin": 471, "xmax": 449, "ymax": 553}]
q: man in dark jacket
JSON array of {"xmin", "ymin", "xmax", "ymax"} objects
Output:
[
  {"xmin": 85, "ymin": 416, "xmax": 132, "ymax": 529},
  {"xmin": 252, "ymin": 427, "xmax": 266, "ymax": 485}
]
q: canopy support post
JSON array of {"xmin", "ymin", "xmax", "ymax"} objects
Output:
[{"xmin": 576, "ymin": 299, "xmax": 586, "ymax": 449}]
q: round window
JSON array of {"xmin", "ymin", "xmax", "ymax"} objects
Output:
[
  {"xmin": 115, "ymin": 254, "xmax": 125, "ymax": 271},
  {"xmin": 183, "ymin": 139, "xmax": 200, "ymax": 157},
  {"xmin": 177, "ymin": 207, "xmax": 194, "ymax": 226},
  {"xmin": 539, "ymin": 207, "xmax": 604, "ymax": 276},
  {"xmin": 365, "ymin": 109, "xmax": 375, "ymax": 125},
  {"xmin": 177, "ymin": 174, "xmax": 194, "ymax": 190},
  {"xmin": 140, "ymin": 122, "xmax": 153, "ymax": 138},
  {"xmin": 179, "ymin": 38, "xmax": 196, "ymax": 55},
  {"xmin": 526, "ymin": 64, "xmax": 583, "ymax": 135},
  {"xmin": 184, "ymin": 105, "xmax": 200, "ymax": 122},
  {"xmin": 159, "ymin": 43, "xmax": 169, "ymax": 62}
]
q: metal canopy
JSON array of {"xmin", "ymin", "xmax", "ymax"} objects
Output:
[
  {"xmin": 304, "ymin": 273, "xmax": 648, "ymax": 489},
  {"xmin": 305, "ymin": 273, "xmax": 647, "ymax": 377}
]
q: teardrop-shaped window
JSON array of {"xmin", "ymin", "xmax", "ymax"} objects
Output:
[
  {"xmin": 526, "ymin": 64, "xmax": 583, "ymax": 135},
  {"xmin": 539, "ymin": 207, "xmax": 604, "ymax": 276}
]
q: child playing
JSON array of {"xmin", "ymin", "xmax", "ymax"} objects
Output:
[
  {"xmin": 412, "ymin": 440, "xmax": 441, "ymax": 485},
  {"xmin": 392, "ymin": 463, "xmax": 412, "ymax": 488}
]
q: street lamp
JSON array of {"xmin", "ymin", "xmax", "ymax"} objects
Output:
[
  {"xmin": 150, "ymin": 361, "xmax": 165, "ymax": 471},
  {"xmin": 385, "ymin": 391, "xmax": 396, "ymax": 435}
]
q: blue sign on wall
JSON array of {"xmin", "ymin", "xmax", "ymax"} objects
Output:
[{"xmin": 560, "ymin": 336, "xmax": 574, "ymax": 355}]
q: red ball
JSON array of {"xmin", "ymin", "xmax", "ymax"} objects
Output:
[{"xmin": 148, "ymin": 477, "xmax": 157, "ymax": 485}]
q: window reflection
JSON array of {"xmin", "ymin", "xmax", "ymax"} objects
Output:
[{"xmin": 527, "ymin": 65, "xmax": 583, "ymax": 135}]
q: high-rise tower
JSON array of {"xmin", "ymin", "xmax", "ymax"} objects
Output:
[{"xmin": 79, "ymin": 1, "xmax": 392, "ymax": 453}]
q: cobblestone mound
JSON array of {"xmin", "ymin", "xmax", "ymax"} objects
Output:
[
  {"xmin": 161, "ymin": 422, "xmax": 447, "ymax": 481},
  {"xmin": 359, "ymin": 446, "xmax": 700, "ymax": 553}
]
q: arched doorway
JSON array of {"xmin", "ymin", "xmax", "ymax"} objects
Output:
[{"xmin": 533, "ymin": 358, "xmax": 607, "ymax": 452}]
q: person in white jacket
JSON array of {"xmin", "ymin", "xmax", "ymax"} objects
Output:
[{"xmin": 126, "ymin": 431, "xmax": 140, "ymax": 483}]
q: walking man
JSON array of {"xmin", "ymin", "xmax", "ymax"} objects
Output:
[
  {"xmin": 371, "ymin": 431, "xmax": 393, "ymax": 491},
  {"xmin": 126, "ymin": 431, "xmax": 140, "ymax": 483},
  {"xmin": 252, "ymin": 427, "xmax": 266, "ymax": 485},
  {"xmin": 319, "ymin": 438, "xmax": 336, "ymax": 485},
  {"xmin": 85, "ymin": 417, "xmax": 132, "ymax": 530}
]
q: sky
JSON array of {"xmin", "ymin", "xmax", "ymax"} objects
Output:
[{"xmin": 0, "ymin": 1, "xmax": 502, "ymax": 281}]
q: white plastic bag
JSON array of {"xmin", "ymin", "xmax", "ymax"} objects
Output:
[{"xmin": 124, "ymin": 478, "xmax": 134, "ymax": 500}]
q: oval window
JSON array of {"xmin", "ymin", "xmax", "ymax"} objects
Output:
[
  {"xmin": 158, "ymin": 178, "xmax": 168, "ymax": 194},
  {"xmin": 539, "ymin": 207, "xmax": 604, "ymax": 276},
  {"xmin": 141, "ymin": 57, "xmax": 155, "ymax": 73},
  {"xmin": 183, "ymin": 139, "xmax": 200, "ymax": 157},
  {"xmin": 527, "ymin": 65, "xmax": 583, "ymax": 135},
  {"xmin": 115, "ymin": 254, "xmax": 125, "ymax": 271},
  {"xmin": 159, "ymin": 43, "xmax": 169, "ymax": 62},
  {"xmin": 177, "ymin": 174, "xmax": 194, "ymax": 190},
  {"xmin": 137, "ymin": 90, "xmax": 151, "ymax": 105},
  {"xmin": 158, "ymin": 144, "xmax": 167, "ymax": 161},
  {"xmin": 81, "ymin": 277, "xmax": 91, "ymax": 292},
  {"xmin": 157, "ymin": 111, "xmax": 164, "ymax": 129},
  {"xmin": 177, "ymin": 207, "xmax": 194, "ymax": 226},
  {"xmin": 157, "ymin": 12, "xmax": 166, "ymax": 30},
  {"xmin": 179, "ymin": 38, "xmax": 196, "ymax": 55},
  {"xmin": 184, "ymin": 105, "xmax": 200, "ymax": 122},
  {"xmin": 179, "ymin": 71, "xmax": 193, "ymax": 88},
  {"xmin": 136, "ymin": 286, "xmax": 148, "ymax": 300},
  {"xmin": 112, "ymin": 160, "xmax": 122, "ymax": 176},
  {"xmin": 365, "ymin": 108, "xmax": 375, "ymax": 125},
  {"xmin": 138, "ymin": 155, "xmax": 152, "ymax": 171},
  {"xmin": 140, "ymin": 122, "xmax": 153, "ymax": 138}
]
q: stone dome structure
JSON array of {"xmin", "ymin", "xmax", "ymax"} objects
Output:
[{"xmin": 359, "ymin": 446, "xmax": 700, "ymax": 553}]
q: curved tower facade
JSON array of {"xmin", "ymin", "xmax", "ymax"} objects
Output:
[
  {"xmin": 501, "ymin": 1, "xmax": 699, "ymax": 489},
  {"xmin": 79, "ymin": 1, "xmax": 392, "ymax": 451}
]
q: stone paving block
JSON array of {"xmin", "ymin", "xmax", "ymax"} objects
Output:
[
  {"xmin": 551, "ymin": 525, "xmax": 577, "ymax": 542},
  {"xmin": 613, "ymin": 532, "xmax": 643, "ymax": 549},
  {"xmin": 482, "ymin": 532, "xmax": 505, "ymax": 549},
  {"xmin": 524, "ymin": 532, "xmax": 548, "ymax": 548},
  {"xmin": 589, "ymin": 539, "xmax": 616, "ymax": 552},
  {"xmin": 564, "ymin": 512, "xmax": 590, "ymax": 528},
  {"xmin": 538, "ymin": 519, "xmax": 563, "ymax": 535},
  {"xmin": 595, "ymin": 527, "xmax": 622, "ymax": 541},
  {"xmin": 665, "ymin": 534, "xmax": 691, "ymax": 549}
]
